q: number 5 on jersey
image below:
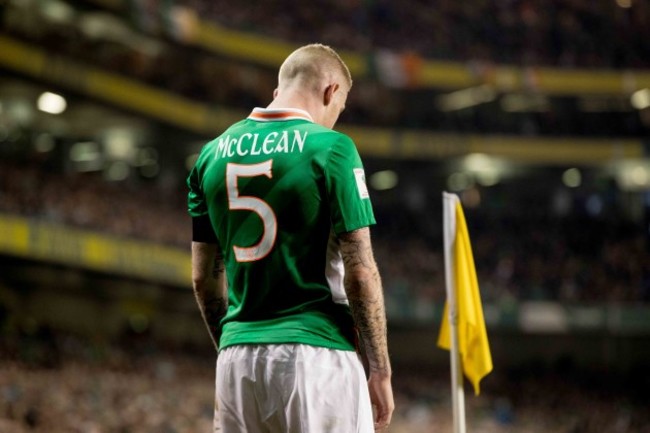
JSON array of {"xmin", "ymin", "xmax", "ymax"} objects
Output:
[{"xmin": 226, "ymin": 160, "xmax": 277, "ymax": 262}]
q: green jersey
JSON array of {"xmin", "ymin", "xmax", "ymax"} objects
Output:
[{"xmin": 187, "ymin": 107, "xmax": 375, "ymax": 351}]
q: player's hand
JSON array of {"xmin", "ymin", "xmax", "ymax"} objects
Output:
[{"xmin": 368, "ymin": 371, "xmax": 394, "ymax": 431}]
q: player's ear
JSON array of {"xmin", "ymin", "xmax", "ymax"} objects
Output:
[
  {"xmin": 273, "ymin": 88, "xmax": 279, "ymax": 98},
  {"xmin": 323, "ymin": 83, "xmax": 339, "ymax": 106}
]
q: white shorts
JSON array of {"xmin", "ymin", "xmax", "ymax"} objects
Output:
[{"xmin": 215, "ymin": 344, "xmax": 374, "ymax": 433}]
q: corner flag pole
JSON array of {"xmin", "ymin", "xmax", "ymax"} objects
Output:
[{"xmin": 442, "ymin": 192, "xmax": 466, "ymax": 433}]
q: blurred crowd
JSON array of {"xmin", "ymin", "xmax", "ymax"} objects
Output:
[
  {"xmin": 0, "ymin": 330, "xmax": 215, "ymax": 433},
  {"xmin": 1, "ymin": 159, "xmax": 647, "ymax": 305},
  {"xmin": 2, "ymin": 2, "xmax": 649, "ymax": 431},
  {"xmin": 0, "ymin": 330, "xmax": 648, "ymax": 433},
  {"xmin": 376, "ymin": 216, "xmax": 648, "ymax": 307},
  {"xmin": 185, "ymin": 0, "xmax": 650, "ymax": 68},
  {"xmin": 1, "ymin": 0, "xmax": 648, "ymax": 136},
  {"xmin": 0, "ymin": 161, "xmax": 189, "ymax": 246}
]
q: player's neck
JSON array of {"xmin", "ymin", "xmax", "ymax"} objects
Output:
[{"xmin": 267, "ymin": 90, "xmax": 321, "ymax": 121}]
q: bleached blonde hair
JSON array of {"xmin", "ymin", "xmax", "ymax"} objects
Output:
[{"xmin": 278, "ymin": 43, "xmax": 352, "ymax": 93}]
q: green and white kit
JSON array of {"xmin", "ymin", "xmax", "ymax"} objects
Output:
[{"xmin": 187, "ymin": 107, "xmax": 375, "ymax": 351}]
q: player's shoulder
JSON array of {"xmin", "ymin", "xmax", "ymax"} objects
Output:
[
  {"xmin": 305, "ymin": 124, "xmax": 356, "ymax": 149},
  {"xmin": 328, "ymin": 129, "xmax": 359, "ymax": 155}
]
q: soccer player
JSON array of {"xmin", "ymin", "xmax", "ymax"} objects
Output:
[{"xmin": 187, "ymin": 43, "xmax": 394, "ymax": 432}]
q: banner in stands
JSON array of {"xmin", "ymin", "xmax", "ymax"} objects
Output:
[
  {"xmin": 0, "ymin": 35, "xmax": 644, "ymax": 164},
  {"xmin": 0, "ymin": 214, "xmax": 190, "ymax": 287}
]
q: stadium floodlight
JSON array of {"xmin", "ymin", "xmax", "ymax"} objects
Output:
[
  {"xmin": 629, "ymin": 165, "xmax": 649, "ymax": 187},
  {"xmin": 462, "ymin": 153, "xmax": 503, "ymax": 186},
  {"xmin": 103, "ymin": 127, "xmax": 136, "ymax": 161},
  {"xmin": 608, "ymin": 159, "xmax": 650, "ymax": 191},
  {"xmin": 70, "ymin": 141, "xmax": 100, "ymax": 162},
  {"xmin": 463, "ymin": 153, "xmax": 492, "ymax": 172},
  {"xmin": 37, "ymin": 91, "xmax": 67, "ymax": 114},
  {"xmin": 70, "ymin": 141, "xmax": 103, "ymax": 172},
  {"xmin": 41, "ymin": 0, "xmax": 75, "ymax": 24},
  {"xmin": 562, "ymin": 168, "xmax": 582, "ymax": 188},
  {"xmin": 369, "ymin": 170, "xmax": 398, "ymax": 191},
  {"xmin": 631, "ymin": 88, "xmax": 650, "ymax": 110}
]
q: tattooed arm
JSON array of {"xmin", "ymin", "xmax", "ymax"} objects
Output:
[
  {"xmin": 191, "ymin": 241, "xmax": 228, "ymax": 351},
  {"xmin": 338, "ymin": 227, "xmax": 394, "ymax": 430}
]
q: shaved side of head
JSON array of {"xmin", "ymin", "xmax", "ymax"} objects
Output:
[{"xmin": 278, "ymin": 44, "xmax": 352, "ymax": 95}]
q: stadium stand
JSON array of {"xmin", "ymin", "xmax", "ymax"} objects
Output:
[
  {"xmin": 1, "ymin": 0, "xmax": 649, "ymax": 135},
  {"xmin": 0, "ymin": 157, "xmax": 647, "ymax": 304},
  {"xmin": 182, "ymin": 0, "xmax": 650, "ymax": 68},
  {"xmin": 1, "ymin": 326, "xmax": 649, "ymax": 433},
  {"xmin": 1, "ymin": 0, "xmax": 650, "ymax": 432}
]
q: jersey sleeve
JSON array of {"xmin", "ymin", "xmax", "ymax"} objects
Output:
[
  {"xmin": 324, "ymin": 134, "xmax": 376, "ymax": 234},
  {"xmin": 187, "ymin": 163, "xmax": 208, "ymax": 218}
]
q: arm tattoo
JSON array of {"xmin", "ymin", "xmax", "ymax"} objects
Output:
[
  {"xmin": 339, "ymin": 229, "xmax": 391, "ymax": 375},
  {"xmin": 212, "ymin": 256, "xmax": 225, "ymax": 279},
  {"xmin": 192, "ymin": 244, "xmax": 228, "ymax": 350},
  {"xmin": 198, "ymin": 294, "xmax": 227, "ymax": 347}
]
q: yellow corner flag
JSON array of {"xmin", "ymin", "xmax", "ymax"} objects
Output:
[{"xmin": 437, "ymin": 193, "xmax": 493, "ymax": 395}]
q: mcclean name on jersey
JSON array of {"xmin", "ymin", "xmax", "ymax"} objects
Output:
[{"xmin": 215, "ymin": 131, "xmax": 308, "ymax": 160}]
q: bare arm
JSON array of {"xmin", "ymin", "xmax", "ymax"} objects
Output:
[
  {"xmin": 191, "ymin": 241, "xmax": 228, "ymax": 351},
  {"xmin": 338, "ymin": 227, "xmax": 394, "ymax": 429}
]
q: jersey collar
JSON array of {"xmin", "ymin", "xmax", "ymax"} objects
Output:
[{"xmin": 248, "ymin": 107, "xmax": 313, "ymax": 122}]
